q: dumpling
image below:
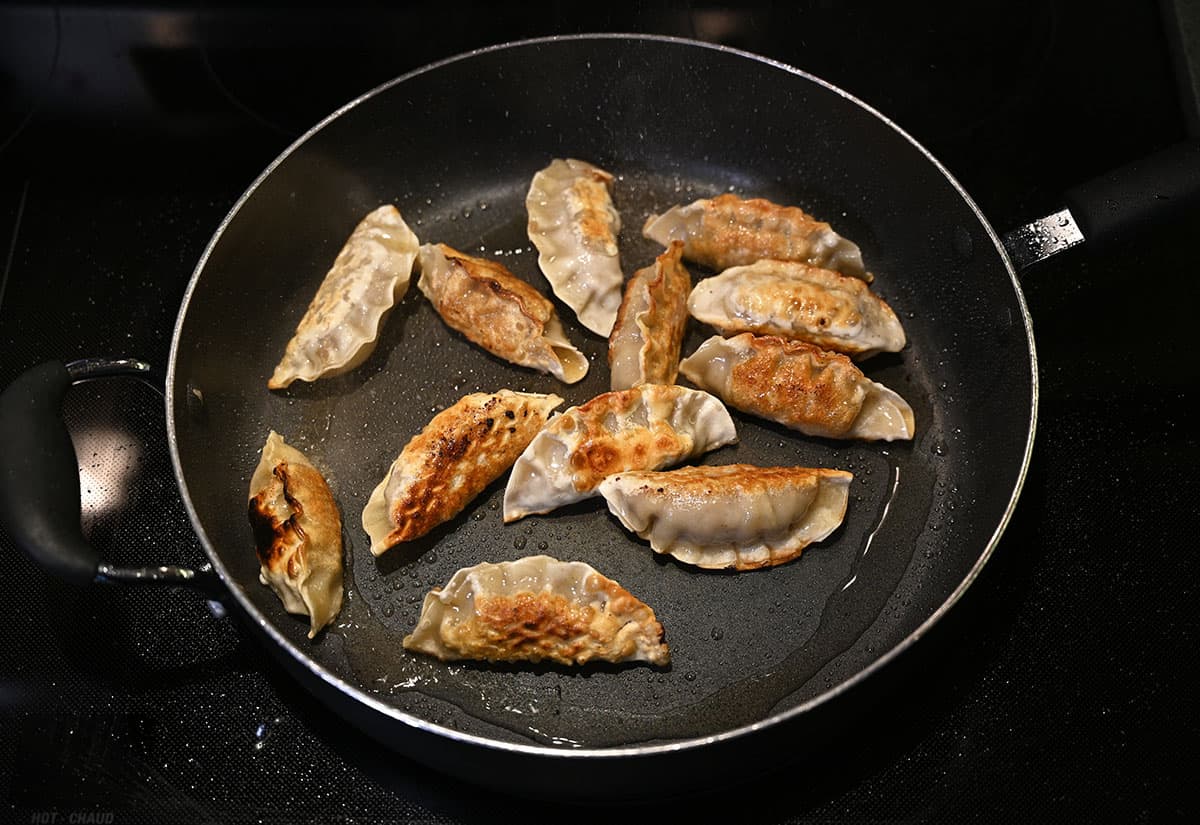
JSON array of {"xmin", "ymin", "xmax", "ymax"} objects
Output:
[
  {"xmin": 503, "ymin": 384, "xmax": 738, "ymax": 523},
  {"xmin": 403, "ymin": 555, "xmax": 669, "ymax": 666},
  {"xmin": 247, "ymin": 431, "xmax": 343, "ymax": 638},
  {"xmin": 269, "ymin": 205, "xmax": 419, "ymax": 389},
  {"xmin": 678, "ymin": 333, "xmax": 914, "ymax": 441},
  {"xmin": 417, "ymin": 243, "xmax": 588, "ymax": 383},
  {"xmin": 598, "ymin": 464, "xmax": 853, "ymax": 570},
  {"xmin": 688, "ymin": 259, "xmax": 905, "ymax": 359},
  {"xmin": 526, "ymin": 158, "xmax": 625, "ymax": 336},
  {"xmin": 643, "ymin": 193, "xmax": 869, "ymax": 280},
  {"xmin": 363, "ymin": 391, "xmax": 563, "ymax": 555},
  {"xmin": 608, "ymin": 241, "xmax": 692, "ymax": 390}
]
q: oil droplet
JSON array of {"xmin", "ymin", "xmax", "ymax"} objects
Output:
[
  {"xmin": 514, "ymin": 536, "xmax": 527, "ymax": 550},
  {"xmin": 382, "ymin": 605, "xmax": 394, "ymax": 618},
  {"xmin": 253, "ymin": 717, "xmax": 282, "ymax": 751},
  {"xmin": 537, "ymin": 541, "xmax": 548, "ymax": 551},
  {"xmin": 710, "ymin": 627, "xmax": 724, "ymax": 640}
]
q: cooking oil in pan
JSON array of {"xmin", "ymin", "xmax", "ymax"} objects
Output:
[{"xmin": 331, "ymin": 444, "xmax": 933, "ymax": 750}]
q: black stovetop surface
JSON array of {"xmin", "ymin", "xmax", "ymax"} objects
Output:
[{"xmin": 1, "ymin": 3, "xmax": 1197, "ymax": 822}]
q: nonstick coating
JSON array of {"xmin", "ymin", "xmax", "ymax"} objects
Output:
[{"xmin": 168, "ymin": 36, "xmax": 1035, "ymax": 790}]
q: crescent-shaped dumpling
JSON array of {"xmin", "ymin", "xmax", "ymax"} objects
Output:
[
  {"xmin": 598, "ymin": 464, "xmax": 853, "ymax": 570},
  {"xmin": 363, "ymin": 391, "xmax": 563, "ymax": 555},
  {"xmin": 247, "ymin": 431, "xmax": 344, "ymax": 638},
  {"xmin": 502, "ymin": 384, "xmax": 738, "ymax": 523},
  {"xmin": 678, "ymin": 333, "xmax": 914, "ymax": 441},
  {"xmin": 417, "ymin": 243, "xmax": 588, "ymax": 383},
  {"xmin": 643, "ymin": 193, "xmax": 869, "ymax": 280},
  {"xmin": 688, "ymin": 259, "xmax": 905, "ymax": 358},
  {"xmin": 269, "ymin": 205, "xmax": 419, "ymax": 389},
  {"xmin": 403, "ymin": 555, "xmax": 669, "ymax": 666},
  {"xmin": 526, "ymin": 158, "xmax": 625, "ymax": 336},
  {"xmin": 608, "ymin": 241, "xmax": 692, "ymax": 390}
]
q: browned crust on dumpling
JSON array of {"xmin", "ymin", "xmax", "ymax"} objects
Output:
[
  {"xmin": 609, "ymin": 241, "xmax": 691, "ymax": 385},
  {"xmin": 689, "ymin": 259, "xmax": 903, "ymax": 357},
  {"xmin": 382, "ymin": 393, "xmax": 557, "ymax": 545},
  {"xmin": 248, "ymin": 461, "xmax": 342, "ymax": 576},
  {"xmin": 726, "ymin": 335, "xmax": 868, "ymax": 436},
  {"xmin": 437, "ymin": 579, "xmax": 668, "ymax": 666},
  {"xmin": 425, "ymin": 243, "xmax": 556, "ymax": 358},
  {"xmin": 684, "ymin": 194, "xmax": 832, "ymax": 270},
  {"xmin": 569, "ymin": 167, "xmax": 619, "ymax": 254},
  {"xmin": 619, "ymin": 462, "xmax": 840, "ymax": 493},
  {"xmin": 564, "ymin": 387, "xmax": 697, "ymax": 492}
]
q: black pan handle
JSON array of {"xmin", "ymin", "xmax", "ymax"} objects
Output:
[
  {"xmin": 1002, "ymin": 139, "xmax": 1200, "ymax": 270},
  {"xmin": 0, "ymin": 358, "xmax": 221, "ymax": 594}
]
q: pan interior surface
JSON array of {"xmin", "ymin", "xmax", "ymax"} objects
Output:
[{"xmin": 170, "ymin": 37, "xmax": 1034, "ymax": 753}]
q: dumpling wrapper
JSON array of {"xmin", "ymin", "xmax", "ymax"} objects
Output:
[
  {"xmin": 679, "ymin": 333, "xmax": 914, "ymax": 441},
  {"xmin": 643, "ymin": 193, "xmax": 869, "ymax": 281},
  {"xmin": 247, "ymin": 431, "xmax": 344, "ymax": 638},
  {"xmin": 417, "ymin": 243, "xmax": 588, "ymax": 384},
  {"xmin": 527, "ymin": 158, "xmax": 625, "ymax": 336},
  {"xmin": 608, "ymin": 240, "xmax": 692, "ymax": 390},
  {"xmin": 599, "ymin": 464, "xmax": 853, "ymax": 570},
  {"xmin": 403, "ymin": 555, "xmax": 669, "ymax": 666},
  {"xmin": 363, "ymin": 391, "xmax": 563, "ymax": 555},
  {"xmin": 688, "ymin": 259, "xmax": 905, "ymax": 359},
  {"xmin": 503, "ymin": 383, "xmax": 738, "ymax": 523},
  {"xmin": 269, "ymin": 205, "xmax": 419, "ymax": 389}
]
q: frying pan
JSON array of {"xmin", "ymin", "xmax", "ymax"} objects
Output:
[{"xmin": 1, "ymin": 35, "xmax": 1195, "ymax": 800}]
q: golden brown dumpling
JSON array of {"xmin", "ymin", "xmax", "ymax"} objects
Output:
[
  {"xmin": 678, "ymin": 333, "xmax": 914, "ymax": 441},
  {"xmin": 247, "ymin": 431, "xmax": 343, "ymax": 638},
  {"xmin": 688, "ymin": 259, "xmax": 905, "ymax": 358},
  {"xmin": 403, "ymin": 555, "xmax": 670, "ymax": 666},
  {"xmin": 608, "ymin": 241, "xmax": 692, "ymax": 390},
  {"xmin": 417, "ymin": 243, "xmax": 588, "ymax": 383},
  {"xmin": 502, "ymin": 384, "xmax": 738, "ymax": 523},
  {"xmin": 362, "ymin": 391, "xmax": 563, "ymax": 555},
  {"xmin": 643, "ymin": 193, "xmax": 869, "ymax": 280}
]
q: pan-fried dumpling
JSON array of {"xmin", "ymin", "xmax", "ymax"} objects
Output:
[
  {"xmin": 526, "ymin": 158, "xmax": 625, "ymax": 336},
  {"xmin": 599, "ymin": 464, "xmax": 853, "ymax": 570},
  {"xmin": 503, "ymin": 384, "xmax": 738, "ymax": 523},
  {"xmin": 363, "ymin": 391, "xmax": 563, "ymax": 555},
  {"xmin": 247, "ymin": 431, "xmax": 343, "ymax": 638},
  {"xmin": 608, "ymin": 241, "xmax": 692, "ymax": 390},
  {"xmin": 417, "ymin": 243, "xmax": 588, "ymax": 383},
  {"xmin": 688, "ymin": 259, "xmax": 905, "ymax": 359},
  {"xmin": 643, "ymin": 193, "xmax": 869, "ymax": 280},
  {"xmin": 679, "ymin": 333, "xmax": 914, "ymax": 441},
  {"xmin": 403, "ymin": 555, "xmax": 670, "ymax": 666},
  {"xmin": 269, "ymin": 205, "xmax": 419, "ymax": 389}
]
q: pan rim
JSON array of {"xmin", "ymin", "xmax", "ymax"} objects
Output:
[{"xmin": 166, "ymin": 32, "xmax": 1038, "ymax": 762}]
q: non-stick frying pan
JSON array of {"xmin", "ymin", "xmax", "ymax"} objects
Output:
[{"xmin": 1, "ymin": 35, "xmax": 1195, "ymax": 800}]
